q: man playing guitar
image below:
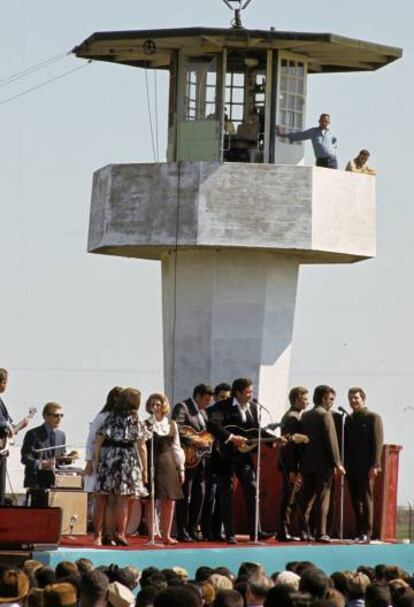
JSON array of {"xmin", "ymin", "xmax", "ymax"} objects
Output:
[
  {"xmin": 0, "ymin": 368, "xmax": 30, "ymax": 506},
  {"xmin": 206, "ymin": 377, "xmax": 274, "ymax": 544}
]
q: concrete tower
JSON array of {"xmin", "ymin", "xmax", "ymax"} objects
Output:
[{"xmin": 74, "ymin": 18, "xmax": 401, "ymax": 417}]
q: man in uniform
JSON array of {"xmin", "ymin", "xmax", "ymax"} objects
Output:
[
  {"xmin": 345, "ymin": 387, "xmax": 383, "ymax": 543},
  {"xmin": 172, "ymin": 383, "xmax": 214, "ymax": 541},
  {"xmin": 299, "ymin": 385, "xmax": 345, "ymax": 542},
  {"xmin": 276, "ymin": 386, "xmax": 309, "ymax": 541}
]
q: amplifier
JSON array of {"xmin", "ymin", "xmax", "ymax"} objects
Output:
[
  {"xmin": 48, "ymin": 490, "xmax": 87, "ymax": 535},
  {"xmin": 54, "ymin": 474, "xmax": 83, "ymax": 489}
]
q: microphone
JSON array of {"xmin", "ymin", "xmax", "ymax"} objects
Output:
[
  {"xmin": 338, "ymin": 406, "xmax": 349, "ymax": 416},
  {"xmin": 252, "ymin": 398, "xmax": 272, "ymax": 416}
]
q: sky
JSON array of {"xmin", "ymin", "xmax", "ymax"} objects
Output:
[{"xmin": 0, "ymin": 0, "xmax": 413, "ymax": 503}]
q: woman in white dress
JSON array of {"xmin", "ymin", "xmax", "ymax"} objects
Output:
[
  {"xmin": 144, "ymin": 393, "xmax": 185, "ymax": 545},
  {"xmin": 83, "ymin": 386, "xmax": 123, "ymax": 545}
]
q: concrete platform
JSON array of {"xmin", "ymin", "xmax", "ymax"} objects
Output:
[{"xmin": 88, "ymin": 162, "xmax": 375, "ymax": 264}]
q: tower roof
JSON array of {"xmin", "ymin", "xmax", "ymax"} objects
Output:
[{"xmin": 74, "ymin": 27, "xmax": 402, "ymax": 73}]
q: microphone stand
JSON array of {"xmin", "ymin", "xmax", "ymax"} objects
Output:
[
  {"xmin": 338, "ymin": 410, "xmax": 346, "ymax": 541},
  {"xmin": 251, "ymin": 400, "xmax": 265, "ymax": 545},
  {"xmin": 147, "ymin": 413, "xmax": 160, "ymax": 546}
]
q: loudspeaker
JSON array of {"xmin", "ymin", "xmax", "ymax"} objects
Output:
[
  {"xmin": 0, "ymin": 507, "xmax": 62, "ymax": 549},
  {"xmin": 48, "ymin": 490, "xmax": 87, "ymax": 535}
]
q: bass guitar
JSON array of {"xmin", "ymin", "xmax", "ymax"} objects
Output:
[
  {"xmin": 0, "ymin": 407, "xmax": 37, "ymax": 456},
  {"xmin": 179, "ymin": 426, "xmax": 215, "ymax": 468}
]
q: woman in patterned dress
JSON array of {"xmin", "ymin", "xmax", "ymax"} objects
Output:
[
  {"xmin": 94, "ymin": 388, "xmax": 149, "ymax": 546},
  {"xmin": 144, "ymin": 392, "xmax": 185, "ymax": 545},
  {"xmin": 83, "ymin": 386, "xmax": 123, "ymax": 545}
]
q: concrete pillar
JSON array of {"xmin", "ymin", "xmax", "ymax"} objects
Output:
[{"xmin": 162, "ymin": 249, "xmax": 299, "ymax": 418}]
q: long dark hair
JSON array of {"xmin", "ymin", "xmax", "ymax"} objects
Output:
[
  {"xmin": 115, "ymin": 388, "xmax": 141, "ymax": 417},
  {"xmin": 101, "ymin": 386, "xmax": 123, "ymax": 413}
]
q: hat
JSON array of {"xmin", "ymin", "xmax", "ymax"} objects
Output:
[
  {"xmin": 43, "ymin": 582, "xmax": 77, "ymax": 607},
  {"xmin": 107, "ymin": 582, "xmax": 135, "ymax": 607},
  {"xmin": 0, "ymin": 570, "xmax": 30, "ymax": 604}
]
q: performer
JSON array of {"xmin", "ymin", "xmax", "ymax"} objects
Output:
[
  {"xmin": 206, "ymin": 377, "xmax": 272, "ymax": 544},
  {"xmin": 94, "ymin": 388, "xmax": 148, "ymax": 546},
  {"xmin": 276, "ymin": 386, "xmax": 309, "ymax": 541},
  {"xmin": 21, "ymin": 402, "xmax": 68, "ymax": 507},
  {"xmin": 144, "ymin": 392, "xmax": 185, "ymax": 545},
  {"xmin": 345, "ymin": 387, "xmax": 383, "ymax": 543},
  {"xmin": 172, "ymin": 383, "xmax": 214, "ymax": 542},
  {"xmin": 201, "ymin": 382, "xmax": 231, "ymax": 541},
  {"xmin": 83, "ymin": 386, "xmax": 124, "ymax": 545},
  {"xmin": 298, "ymin": 385, "xmax": 345, "ymax": 543}
]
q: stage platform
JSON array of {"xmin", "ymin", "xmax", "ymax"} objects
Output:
[{"xmin": 28, "ymin": 537, "xmax": 414, "ymax": 577}]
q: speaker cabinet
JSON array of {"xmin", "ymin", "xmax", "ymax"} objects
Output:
[{"xmin": 48, "ymin": 490, "xmax": 87, "ymax": 535}]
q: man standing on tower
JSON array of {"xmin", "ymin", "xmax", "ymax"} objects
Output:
[
  {"xmin": 299, "ymin": 385, "xmax": 345, "ymax": 542},
  {"xmin": 345, "ymin": 387, "xmax": 383, "ymax": 543},
  {"xmin": 172, "ymin": 383, "xmax": 214, "ymax": 541},
  {"xmin": 276, "ymin": 386, "xmax": 309, "ymax": 541},
  {"xmin": 277, "ymin": 113, "xmax": 338, "ymax": 169}
]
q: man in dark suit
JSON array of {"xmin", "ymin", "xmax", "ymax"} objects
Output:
[
  {"xmin": 299, "ymin": 385, "xmax": 345, "ymax": 542},
  {"xmin": 21, "ymin": 401, "xmax": 66, "ymax": 507},
  {"xmin": 276, "ymin": 386, "xmax": 309, "ymax": 541},
  {"xmin": 0, "ymin": 369, "xmax": 14, "ymax": 506},
  {"xmin": 207, "ymin": 377, "xmax": 272, "ymax": 544},
  {"xmin": 345, "ymin": 387, "xmax": 383, "ymax": 543},
  {"xmin": 172, "ymin": 383, "xmax": 214, "ymax": 541}
]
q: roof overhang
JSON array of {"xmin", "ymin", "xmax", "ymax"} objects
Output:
[{"xmin": 73, "ymin": 27, "xmax": 402, "ymax": 73}]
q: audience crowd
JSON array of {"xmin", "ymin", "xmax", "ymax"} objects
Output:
[{"xmin": 0, "ymin": 556, "xmax": 413, "ymax": 607}]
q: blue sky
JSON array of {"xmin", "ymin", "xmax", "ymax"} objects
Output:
[{"xmin": 0, "ymin": 0, "xmax": 413, "ymax": 502}]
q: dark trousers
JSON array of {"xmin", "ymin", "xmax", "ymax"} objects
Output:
[
  {"xmin": 176, "ymin": 461, "xmax": 205, "ymax": 537},
  {"xmin": 217, "ymin": 457, "xmax": 257, "ymax": 539},
  {"xmin": 26, "ymin": 489, "xmax": 49, "ymax": 508},
  {"xmin": 316, "ymin": 157, "xmax": 338, "ymax": 169},
  {"xmin": 0, "ymin": 456, "xmax": 7, "ymax": 506},
  {"xmin": 300, "ymin": 472, "xmax": 333, "ymax": 537},
  {"xmin": 201, "ymin": 461, "xmax": 222, "ymax": 539},
  {"xmin": 347, "ymin": 474, "xmax": 374, "ymax": 537},
  {"xmin": 277, "ymin": 475, "xmax": 299, "ymax": 538}
]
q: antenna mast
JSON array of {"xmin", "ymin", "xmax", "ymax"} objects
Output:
[{"xmin": 222, "ymin": 0, "xmax": 254, "ymax": 29}]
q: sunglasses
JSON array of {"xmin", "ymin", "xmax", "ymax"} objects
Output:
[{"xmin": 48, "ymin": 413, "xmax": 64, "ymax": 418}]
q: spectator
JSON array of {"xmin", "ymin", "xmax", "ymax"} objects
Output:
[
  {"xmin": 274, "ymin": 572, "xmax": 300, "ymax": 591},
  {"xmin": 43, "ymin": 582, "xmax": 77, "ymax": 607},
  {"xmin": 26, "ymin": 588, "xmax": 44, "ymax": 607},
  {"xmin": 264, "ymin": 584, "xmax": 295, "ymax": 607},
  {"xmin": 365, "ymin": 584, "xmax": 391, "ymax": 607},
  {"xmin": 213, "ymin": 590, "xmax": 244, "ymax": 607},
  {"xmin": 325, "ymin": 589, "xmax": 346, "ymax": 607},
  {"xmin": 154, "ymin": 586, "xmax": 202, "ymax": 607},
  {"xmin": 299, "ymin": 567, "xmax": 332, "ymax": 598},
  {"xmin": 0, "ymin": 569, "xmax": 30, "ymax": 606},
  {"xmin": 197, "ymin": 582, "xmax": 216, "ymax": 607},
  {"xmin": 107, "ymin": 581, "xmax": 135, "ymax": 607},
  {"xmin": 76, "ymin": 558, "xmax": 94, "ymax": 576},
  {"xmin": 346, "ymin": 572, "xmax": 370, "ymax": 607},
  {"xmin": 345, "ymin": 151, "xmax": 376, "ymax": 176},
  {"xmin": 79, "ymin": 569, "xmax": 109, "ymax": 607},
  {"xmin": 136, "ymin": 587, "xmax": 159, "ymax": 607},
  {"xmin": 35, "ymin": 567, "xmax": 56, "ymax": 588},
  {"xmin": 209, "ymin": 575, "xmax": 234, "ymax": 594},
  {"xmin": 246, "ymin": 574, "xmax": 273, "ymax": 606},
  {"xmin": 195, "ymin": 567, "xmax": 214, "ymax": 583},
  {"xmin": 55, "ymin": 561, "xmax": 79, "ymax": 581}
]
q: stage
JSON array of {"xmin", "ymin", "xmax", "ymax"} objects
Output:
[{"xmin": 26, "ymin": 537, "xmax": 414, "ymax": 576}]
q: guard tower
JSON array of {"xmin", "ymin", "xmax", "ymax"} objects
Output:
[{"xmin": 74, "ymin": 8, "xmax": 401, "ymax": 416}]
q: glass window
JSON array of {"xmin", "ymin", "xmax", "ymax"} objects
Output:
[
  {"xmin": 277, "ymin": 58, "xmax": 307, "ymax": 145},
  {"xmin": 184, "ymin": 58, "xmax": 218, "ymax": 121}
]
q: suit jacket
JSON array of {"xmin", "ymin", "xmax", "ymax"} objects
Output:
[
  {"xmin": 171, "ymin": 398, "xmax": 207, "ymax": 442},
  {"xmin": 278, "ymin": 407, "xmax": 302, "ymax": 473},
  {"xmin": 0, "ymin": 397, "xmax": 12, "ymax": 453},
  {"xmin": 21, "ymin": 424, "xmax": 66, "ymax": 488},
  {"xmin": 344, "ymin": 407, "xmax": 383, "ymax": 474},
  {"xmin": 206, "ymin": 398, "xmax": 261, "ymax": 473},
  {"xmin": 299, "ymin": 405, "xmax": 342, "ymax": 474}
]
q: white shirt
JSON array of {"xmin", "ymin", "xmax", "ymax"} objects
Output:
[
  {"xmin": 232, "ymin": 398, "xmax": 253, "ymax": 423},
  {"xmin": 150, "ymin": 417, "xmax": 186, "ymax": 472},
  {"xmin": 191, "ymin": 398, "xmax": 207, "ymax": 429}
]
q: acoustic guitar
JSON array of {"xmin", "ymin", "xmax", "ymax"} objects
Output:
[
  {"xmin": 179, "ymin": 425, "xmax": 215, "ymax": 469},
  {"xmin": 218, "ymin": 424, "xmax": 309, "ymax": 458}
]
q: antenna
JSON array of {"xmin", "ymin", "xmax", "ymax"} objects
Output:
[{"xmin": 222, "ymin": 0, "xmax": 254, "ymax": 29}]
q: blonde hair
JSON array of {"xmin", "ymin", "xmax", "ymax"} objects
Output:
[
  {"xmin": 145, "ymin": 392, "xmax": 170, "ymax": 416},
  {"xmin": 208, "ymin": 574, "xmax": 233, "ymax": 593}
]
